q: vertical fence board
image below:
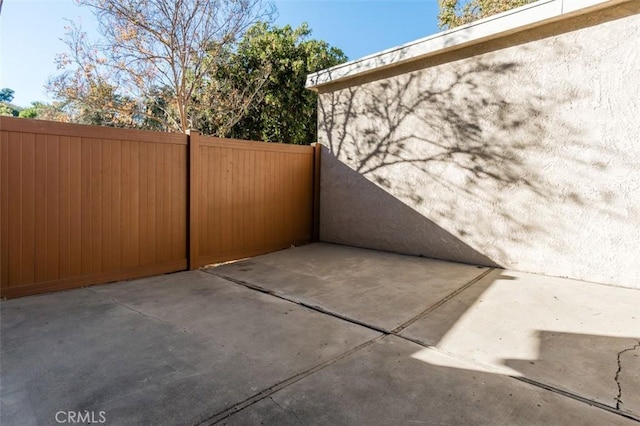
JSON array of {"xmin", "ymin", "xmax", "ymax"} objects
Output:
[
  {"xmin": 213, "ymin": 146, "xmax": 220, "ymax": 254},
  {"xmin": 69, "ymin": 136, "xmax": 82, "ymax": 277},
  {"xmin": 266, "ymin": 152, "xmax": 275, "ymax": 247},
  {"xmin": 188, "ymin": 131, "xmax": 200, "ymax": 270},
  {"xmin": 34, "ymin": 134, "xmax": 48, "ymax": 283},
  {"xmin": 121, "ymin": 141, "xmax": 132, "ymax": 268},
  {"xmin": 254, "ymin": 150, "xmax": 263, "ymax": 248},
  {"xmin": 80, "ymin": 137, "xmax": 92, "ymax": 275},
  {"xmin": 161, "ymin": 145, "xmax": 172, "ymax": 262},
  {"xmin": 275, "ymin": 154, "xmax": 285, "ymax": 247},
  {"xmin": 291, "ymin": 155, "xmax": 304, "ymax": 243},
  {"xmin": 111, "ymin": 139, "xmax": 122, "ymax": 271},
  {"xmin": 222, "ymin": 148, "xmax": 231, "ymax": 253},
  {"xmin": 205, "ymin": 147, "xmax": 212, "ymax": 253},
  {"xmin": 130, "ymin": 142, "xmax": 141, "ymax": 266},
  {"xmin": 234, "ymin": 149, "xmax": 242, "ymax": 251},
  {"xmin": 8, "ymin": 132, "xmax": 22, "ymax": 285},
  {"xmin": 312, "ymin": 144, "xmax": 321, "ymax": 241},
  {"xmin": 101, "ymin": 139, "xmax": 112, "ymax": 272},
  {"xmin": 154, "ymin": 142, "xmax": 164, "ymax": 263},
  {"xmin": 58, "ymin": 136, "xmax": 71, "ymax": 279},
  {"xmin": 170, "ymin": 144, "xmax": 184, "ymax": 261},
  {"xmin": 148, "ymin": 143, "xmax": 157, "ymax": 264},
  {"xmin": 138, "ymin": 142, "xmax": 149, "ymax": 265},
  {"xmin": 246, "ymin": 150, "xmax": 255, "ymax": 251},
  {"xmin": 201, "ymin": 146, "xmax": 209, "ymax": 257},
  {"xmin": 45, "ymin": 135, "xmax": 60, "ymax": 281},
  {"xmin": 0, "ymin": 131, "xmax": 9, "ymax": 288},
  {"xmin": 90, "ymin": 139, "xmax": 102, "ymax": 274},
  {"xmin": 20, "ymin": 133, "xmax": 36, "ymax": 285},
  {"xmin": 286, "ymin": 155, "xmax": 295, "ymax": 244}
]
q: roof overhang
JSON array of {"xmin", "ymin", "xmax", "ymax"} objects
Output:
[{"xmin": 306, "ymin": 0, "xmax": 630, "ymax": 91}]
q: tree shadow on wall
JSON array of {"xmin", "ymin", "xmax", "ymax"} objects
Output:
[
  {"xmin": 317, "ymin": 42, "xmax": 629, "ymax": 268},
  {"xmin": 320, "ymin": 150, "xmax": 501, "ymax": 267}
]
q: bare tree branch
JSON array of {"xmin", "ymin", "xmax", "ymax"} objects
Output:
[{"xmin": 49, "ymin": 0, "xmax": 275, "ymax": 132}]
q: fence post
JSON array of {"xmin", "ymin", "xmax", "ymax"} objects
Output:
[
  {"xmin": 188, "ymin": 130, "xmax": 200, "ymax": 270},
  {"xmin": 311, "ymin": 142, "xmax": 321, "ymax": 242}
]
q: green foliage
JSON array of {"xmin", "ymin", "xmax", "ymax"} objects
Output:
[
  {"xmin": 0, "ymin": 87, "xmax": 20, "ymax": 117},
  {"xmin": 0, "ymin": 103, "xmax": 18, "ymax": 117},
  {"xmin": 139, "ymin": 86, "xmax": 177, "ymax": 131},
  {"xmin": 438, "ymin": 0, "xmax": 535, "ymax": 29},
  {"xmin": 14, "ymin": 101, "xmax": 69, "ymax": 121},
  {"xmin": 18, "ymin": 107, "xmax": 38, "ymax": 119},
  {"xmin": 196, "ymin": 22, "xmax": 347, "ymax": 145},
  {"xmin": 0, "ymin": 88, "xmax": 15, "ymax": 103},
  {"xmin": 0, "ymin": 87, "xmax": 19, "ymax": 117}
]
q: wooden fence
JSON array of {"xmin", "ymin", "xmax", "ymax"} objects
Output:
[
  {"xmin": 0, "ymin": 117, "xmax": 319, "ymax": 298},
  {"xmin": 190, "ymin": 134, "xmax": 316, "ymax": 268}
]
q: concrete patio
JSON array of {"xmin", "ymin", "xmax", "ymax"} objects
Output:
[{"xmin": 1, "ymin": 243, "xmax": 638, "ymax": 425}]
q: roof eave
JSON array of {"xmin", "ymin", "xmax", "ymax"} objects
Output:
[{"xmin": 306, "ymin": 0, "xmax": 628, "ymax": 92}]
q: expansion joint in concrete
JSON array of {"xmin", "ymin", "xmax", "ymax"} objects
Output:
[
  {"xmin": 514, "ymin": 376, "xmax": 640, "ymax": 423},
  {"xmin": 197, "ymin": 267, "xmax": 503, "ymax": 424},
  {"xmin": 615, "ymin": 340, "xmax": 640, "ymax": 411},
  {"xmin": 196, "ymin": 332, "xmax": 383, "ymax": 425},
  {"xmin": 390, "ymin": 267, "xmax": 495, "ymax": 334},
  {"xmin": 205, "ymin": 270, "xmax": 391, "ymax": 335},
  {"xmin": 204, "ymin": 268, "xmax": 640, "ymax": 424}
]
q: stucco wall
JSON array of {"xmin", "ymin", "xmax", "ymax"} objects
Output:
[{"xmin": 317, "ymin": 2, "xmax": 640, "ymax": 288}]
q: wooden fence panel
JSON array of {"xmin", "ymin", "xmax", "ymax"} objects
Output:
[
  {"xmin": 192, "ymin": 134, "xmax": 315, "ymax": 268},
  {"xmin": 1, "ymin": 118, "xmax": 318, "ymax": 298},
  {"xmin": 0, "ymin": 117, "xmax": 188, "ymax": 298}
]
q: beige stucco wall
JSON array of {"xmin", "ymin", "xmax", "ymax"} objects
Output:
[{"xmin": 317, "ymin": 2, "xmax": 640, "ymax": 288}]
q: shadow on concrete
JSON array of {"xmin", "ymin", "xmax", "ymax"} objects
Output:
[
  {"xmin": 223, "ymin": 333, "xmax": 639, "ymax": 426},
  {"xmin": 504, "ymin": 331, "xmax": 640, "ymax": 413},
  {"xmin": 402, "ymin": 266, "xmax": 640, "ymax": 420}
]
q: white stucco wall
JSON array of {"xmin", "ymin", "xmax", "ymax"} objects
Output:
[{"xmin": 315, "ymin": 2, "xmax": 640, "ymax": 288}]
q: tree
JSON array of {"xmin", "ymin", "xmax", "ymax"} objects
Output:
[
  {"xmin": 0, "ymin": 104, "xmax": 17, "ymax": 117},
  {"xmin": 49, "ymin": 0, "xmax": 275, "ymax": 133},
  {"xmin": 0, "ymin": 88, "xmax": 19, "ymax": 117},
  {"xmin": 188, "ymin": 38, "xmax": 274, "ymax": 137},
  {"xmin": 0, "ymin": 88, "xmax": 14, "ymax": 103},
  {"xmin": 139, "ymin": 85, "xmax": 175, "ymax": 131},
  {"xmin": 438, "ymin": 0, "xmax": 535, "ymax": 29},
  {"xmin": 204, "ymin": 22, "xmax": 347, "ymax": 144},
  {"xmin": 17, "ymin": 101, "xmax": 71, "ymax": 121},
  {"xmin": 18, "ymin": 106, "xmax": 39, "ymax": 119}
]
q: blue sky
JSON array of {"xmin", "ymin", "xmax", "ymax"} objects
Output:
[{"xmin": 0, "ymin": 0, "xmax": 440, "ymax": 107}]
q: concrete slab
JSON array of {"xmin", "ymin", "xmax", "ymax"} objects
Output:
[
  {"xmin": 0, "ymin": 271, "xmax": 378, "ymax": 426},
  {"xmin": 3, "ymin": 243, "xmax": 636, "ymax": 424},
  {"xmin": 208, "ymin": 243, "xmax": 489, "ymax": 332},
  {"xmin": 399, "ymin": 269, "xmax": 640, "ymax": 415},
  {"xmin": 221, "ymin": 336, "xmax": 636, "ymax": 425},
  {"xmin": 618, "ymin": 343, "xmax": 640, "ymax": 416}
]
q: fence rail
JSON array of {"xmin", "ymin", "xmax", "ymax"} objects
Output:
[{"xmin": 0, "ymin": 117, "xmax": 319, "ymax": 298}]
